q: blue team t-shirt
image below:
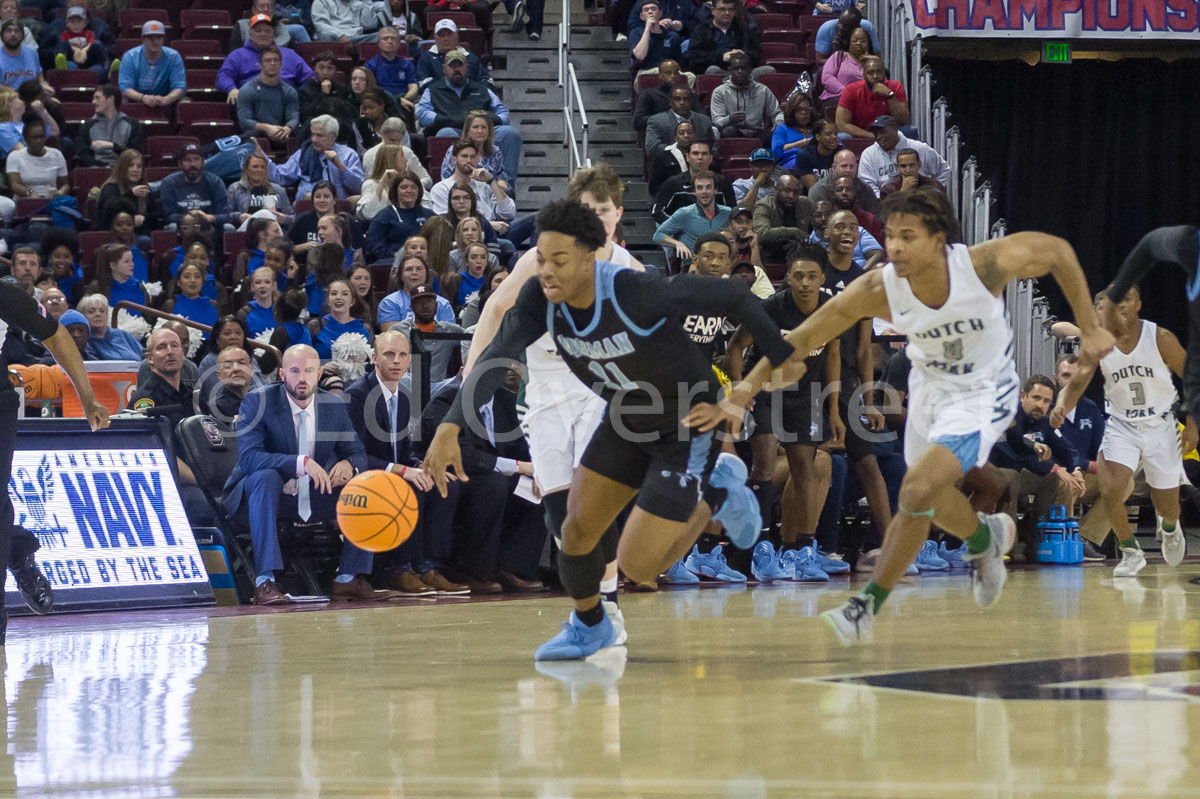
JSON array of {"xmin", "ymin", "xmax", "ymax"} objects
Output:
[{"xmin": 0, "ymin": 45, "xmax": 40, "ymax": 90}]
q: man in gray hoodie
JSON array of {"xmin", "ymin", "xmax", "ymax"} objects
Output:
[{"xmin": 708, "ymin": 53, "xmax": 782, "ymax": 145}]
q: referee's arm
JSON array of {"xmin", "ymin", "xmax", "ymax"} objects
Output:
[{"xmin": 0, "ymin": 282, "xmax": 109, "ymax": 431}]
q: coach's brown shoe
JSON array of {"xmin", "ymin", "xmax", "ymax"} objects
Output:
[
  {"xmin": 390, "ymin": 571, "xmax": 437, "ymax": 598},
  {"xmin": 253, "ymin": 580, "xmax": 290, "ymax": 606},
  {"xmin": 420, "ymin": 570, "xmax": 471, "ymax": 595},
  {"xmin": 461, "ymin": 576, "xmax": 503, "ymax": 595},
  {"xmin": 498, "ymin": 571, "xmax": 546, "ymax": 593},
  {"xmin": 331, "ymin": 575, "xmax": 401, "ymax": 602}
]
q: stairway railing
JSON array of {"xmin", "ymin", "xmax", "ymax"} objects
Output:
[{"xmin": 558, "ymin": 0, "xmax": 591, "ymax": 176}]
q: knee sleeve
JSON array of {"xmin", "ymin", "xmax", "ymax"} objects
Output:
[
  {"xmin": 543, "ymin": 490, "xmax": 568, "ymax": 547},
  {"xmin": 559, "ymin": 546, "xmax": 606, "ymax": 600}
]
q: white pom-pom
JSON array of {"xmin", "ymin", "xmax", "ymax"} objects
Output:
[
  {"xmin": 185, "ymin": 330, "xmax": 205, "ymax": 360},
  {"xmin": 251, "ymin": 328, "xmax": 276, "ymax": 346},
  {"xmin": 330, "ymin": 332, "xmax": 371, "ymax": 381},
  {"xmin": 116, "ymin": 309, "xmax": 153, "ymax": 342},
  {"xmin": 143, "ymin": 281, "xmax": 163, "ymax": 298}
]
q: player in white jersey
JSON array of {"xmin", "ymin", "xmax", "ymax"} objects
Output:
[
  {"xmin": 688, "ymin": 188, "xmax": 1114, "ymax": 645},
  {"xmin": 1051, "ymin": 284, "xmax": 1196, "ymax": 577},
  {"xmin": 463, "ymin": 163, "xmax": 642, "ymax": 644}
]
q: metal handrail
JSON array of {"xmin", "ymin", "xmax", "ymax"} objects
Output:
[
  {"xmin": 109, "ymin": 301, "xmax": 283, "ymax": 363},
  {"xmin": 562, "ymin": 58, "xmax": 590, "ymax": 175}
]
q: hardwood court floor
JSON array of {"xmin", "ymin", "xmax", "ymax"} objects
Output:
[{"xmin": 3, "ymin": 560, "xmax": 1200, "ymax": 798}]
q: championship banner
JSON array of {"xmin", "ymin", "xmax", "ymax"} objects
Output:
[
  {"xmin": 5, "ymin": 419, "xmax": 215, "ymax": 612},
  {"xmin": 906, "ymin": 0, "xmax": 1199, "ymax": 38}
]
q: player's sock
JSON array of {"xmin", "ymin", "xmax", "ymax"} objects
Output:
[
  {"xmin": 748, "ymin": 479, "xmax": 775, "ymax": 527},
  {"xmin": 966, "ymin": 519, "xmax": 991, "ymax": 555},
  {"xmin": 859, "ymin": 581, "xmax": 890, "ymax": 614},
  {"xmin": 1161, "ymin": 519, "xmax": 1177, "ymax": 532},
  {"xmin": 1119, "ymin": 536, "xmax": 1140, "ymax": 549},
  {"xmin": 600, "ymin": 575, "xmax": 618, "ymax": 605},
  {"xmin": 575, "ymin": 602, "xmax": 604, "ymax": 627},
  {"xmin": 779, "ymin": 540, "xmax": 799, "ymax": 552}
]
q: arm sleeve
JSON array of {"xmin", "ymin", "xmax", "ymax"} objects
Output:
[
  {"xmin": 117, "ymin": 54, "xmax": 134, "ymax": 92},
  {"xmin": 284, "ymin": 85, "xmax": 300, "ymax": 129},
  {"xmin": 652, "ymin": 207, "xmax": 685, "ymax": 244},
  {"xmin": 487, "ymin": 90, "xmax": 510, "ymax": 125},
  {"xmin": 216, "ymin": 55, "xmax": 238, "ymax": 93},
  {"xmin": 168, "ymin": 51, "xmax": 186, "ymax": 91},
  {"xmin": 415, "ymin": 89, "xmax": 436, "ymax": 127},
  {"xmin": 235, "ymin": 83, "xmax": 257, "ymax": 133},
  {"xmin": 1048, "ymin": 428, "xmax": 1080, "ymax": 471},
  {"xmin": 1108, "ymin": 225, "xmax": 1198, "ymax": 302},
  {"xmin": 443, "ymin": 278, "xmax": 548, "ymax": 429},
  {"xmin": 657, "ymin": 273, "xmax": 794, "ymax": 365},
  {"xmin": 0, "ymin": 282, "xmax": 58, "ymax": 340},
  {"xmin": 234, "ymin": 390, "xmax": 301, "ymax": 477},
  {"xmin": 709, "ymin": 87, "xmax": 731, "ymax": 128}
]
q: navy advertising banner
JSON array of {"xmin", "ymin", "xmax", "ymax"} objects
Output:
[
  {"xmin": 907, "ymin": 0, "xmax": 1198, "ymax": 37},
  {"xmin": 6, "ymin": 420, "xmax": 214, "ymax": 612}
]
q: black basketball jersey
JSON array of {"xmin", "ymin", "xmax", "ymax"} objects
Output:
[
  {"xmin": 750, "ymin": 287, "xmax": 830, "ymax": 390},
  {"xmin": 447, "ymin": 260, "xmax": 794, "ymax": 436},
  {"xmin": 824, "ymin": 261, "xmax": 867, "ymax": 387}
]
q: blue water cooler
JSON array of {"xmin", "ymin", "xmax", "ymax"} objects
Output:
[{"xmin": 1035, "ymin": 504, "xmax": 1084, "ymax": 564}]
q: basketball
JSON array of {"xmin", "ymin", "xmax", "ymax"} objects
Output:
[{"xmin": 336, "ymin": 470, "xmax": 419, "ymax": 552}]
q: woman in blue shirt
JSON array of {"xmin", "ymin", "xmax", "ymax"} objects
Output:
[
  {"xmin": 84, "ymin": 243, "xmax": 148, "ymax": 315},
  {"xmin": 237, "ymin": 266, "xmax": 279, "ymax": 337},
  {"xmin": 302, "ymin": 242, "xmax": 349, "ymax": 316},
  {"xmin": 108, "ymin": 208, "xmax": 151, "ymax": 282},
  {"xmin": 771, "ymin": 93, "xmax": 820, "ymax": 170},
  {"xmin": 366, "ymin": 170, "xmax": 433, "ymax": 264},
  {"xmin": 161, "ymin": 262, "xmax": 220, "ymax": 328},
  {"xmin": 268, "ymin": 287, "xmax": 315, "ymax": 356},
  {"xmin": 310, "ymin": 278, "xmax": 372, "ymax": 359}
]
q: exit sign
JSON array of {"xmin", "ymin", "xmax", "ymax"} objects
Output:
[{"xmin": 1043, "ymin": 41, "xmax": 1072, "ymax": 63}]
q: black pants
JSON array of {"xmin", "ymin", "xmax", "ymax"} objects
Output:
[{"xmin": 452, "ymin": 472, "xmax": 546, "ymax": 581}]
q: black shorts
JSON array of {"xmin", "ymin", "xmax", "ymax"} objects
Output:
[
  {"xmin": 837, "ymin": 390, "xmax": 876, "ymax": 463},
  {"xmin": 579, "ymin": 414, "xmax": 721, "ymax": 523},
  {"xmin": 750, "ymin": 387, "xmax": 829, "ymax": 446}
]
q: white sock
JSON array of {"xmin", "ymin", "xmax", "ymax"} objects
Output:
[
  {"xmin": 600, "ymin": 575, "xmax": 618, "ymax": 595},
  {"xmin": 255, "ymin": 573, "xmax": 273, "ymax": 587},
  {"xmin": 333, "ymin": 573, "xmax": 355, "ymax": 584}
]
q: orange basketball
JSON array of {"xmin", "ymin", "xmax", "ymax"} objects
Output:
[{"xmin": 336, "ymin": 470, "xmax": 419, "ymax": 552}]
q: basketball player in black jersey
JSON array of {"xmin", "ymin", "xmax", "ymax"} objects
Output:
[
  {"xmin": 423, "ymin": 200, "xmax": 794, "ymax": 661},
  {"xmin": 0, "ymin": 281, "xmax": 110, "ymax": 643},
  {"xmin": 728, "ymin": 244, "xmax": 842, "ymax": 558}
]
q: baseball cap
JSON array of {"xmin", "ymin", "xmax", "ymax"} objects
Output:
[
  {"xmin": 178, "ymin": 142, "xmax": 203, "ymax": 160},
  {"xmin": 443, "ymin": 46, "xmax": 468, "ymax": 64},
  {"xmin": 141, "ymin": 20, "xmax": 166, "ymax": 36},
  {"xmin": 434, "ymin": 18, "xmax": 458, "ymax": 33},
  {"xmin": 749, "ymin": 148, "xmax": 774, "ymax": 163},
  {"xmin": 66, "ymin": 6, "xmax": 87, "ymax": 19},
  {"xmin": 410, "ymin": 284, "xmax": 436, "ymax": 299},
  {"xmin": 249, "ymin": 13, "xmax": 273, "ymax": 27},
  {"xmin": 60, "ymin": 309, "xmax": 90, "ymax": 330},
  {"xmin": 869, "ymin": 114, "xmax": 898, "ymax": 130},
  {"xmin": 730, "ymin": 207, "xmax": 752, "ymax": 220},
  {"xmin": 730, "ymin": 260, "xmax": 756, "ymax": 276}
]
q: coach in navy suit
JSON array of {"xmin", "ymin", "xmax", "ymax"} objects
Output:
[
  {"xmin": 345, "ymin": 330, "xmax": 467, "ymax": 597},
  {"xmin": 225, "ymin": 344, "xmax": 399, "ymax": 606}
]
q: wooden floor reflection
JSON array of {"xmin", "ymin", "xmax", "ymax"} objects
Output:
[{"xmin": 3, "ymin": 561, "xmax": 1200, "ymax": 798}]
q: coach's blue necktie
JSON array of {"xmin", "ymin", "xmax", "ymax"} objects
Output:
[
  {"xmin": 297, "ymin": 409, "xmax": 311, "ymax": 521},
  {"xmin": 388, "ymin": 393, "xmax": 399, "ymax": 463}
]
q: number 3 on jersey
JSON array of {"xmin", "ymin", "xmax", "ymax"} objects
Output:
[{"xmin": 588, "ymin": 361, "xmax": 637, "ymax": 391}]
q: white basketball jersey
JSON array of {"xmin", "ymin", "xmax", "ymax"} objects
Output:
[
  {"xmin": 1099, "ymin": 320, "xmax": 1176, "ymax": 426},
  {"xmin": 524, "ymin": 244, "xmax": 634, "ymax": 410},
  {"xmin": 880, "ymin": 243, "xmax": 1015, "ymax": 385}
]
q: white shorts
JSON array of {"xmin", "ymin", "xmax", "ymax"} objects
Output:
[
  {"xmin": 523, "ymin": 394, "xmax": 607, "ymax": 493},
  {"xmin": 1100, "ymin": 418, "xmax": 1184, "ymax": 490},
  {"xmin": 903, "ymin": 368, "xmax": 1019, "ymax": 472}
]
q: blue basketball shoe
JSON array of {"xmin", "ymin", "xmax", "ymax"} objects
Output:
[
  {"xmin": 661, "ymin": 557, "xmax": 700, "ymax": 584},
  {"xmin": 709, "ymin": 453, "xmax": 761, "ymax": 549},
  {"xmin": 534, "ymin": 607, "xmax": 620, "ymax": 661},
  {"xmin": 812, "ymin": 546, "xmax": 851, "ymax": 575},
  {"xmin": 785, "ymin": 547, "xmax": 830, "ymax": 582},
  {"xmin": 915, "ymin": 540, "xmax": 950, "ymax": 571},
  {"xmin": 684, "ymin": 544, "xmax": 747, "ymax": 582},
  {"xmin": 750, "ymin": 541, "xmax": 790, "ymax": 582}
]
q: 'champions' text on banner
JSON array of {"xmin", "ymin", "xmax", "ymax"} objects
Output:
[{"xmin": 907, "ymin": 0, "xmax": 1198, "ymax": 37}]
